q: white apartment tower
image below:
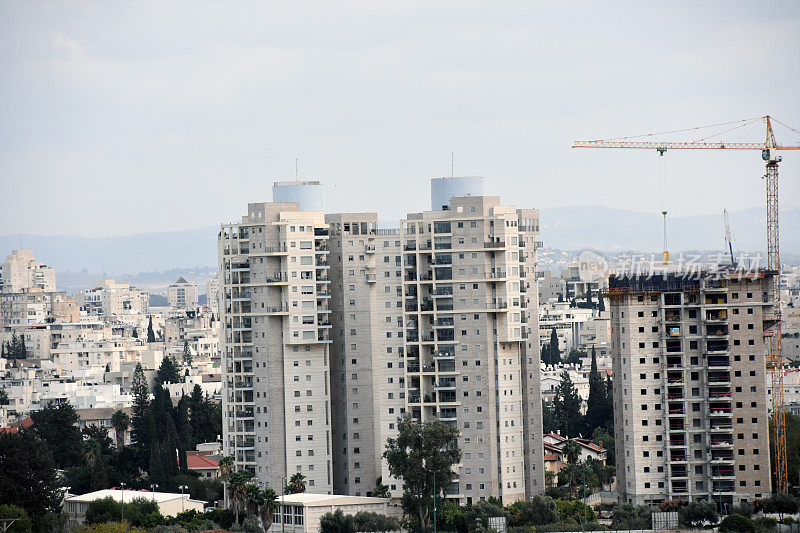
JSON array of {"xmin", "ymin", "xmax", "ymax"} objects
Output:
[
  {"xmin": 0, "ymin": 249, "xmax": 56, "ymax": 294},
  {"xmin": 607, "ymin": 269, "xmax": 774, "ymax": 507},
  {"xmin": 400, "ymin": 195, "xmax": 544, "ymax": 504},
  {"xmin": 326, "ymin": 214, "xmax": 406, "ymax": 497},
  {"xmin": 219, "ymin": 202, "xmax": 333, "ymax": 493}
]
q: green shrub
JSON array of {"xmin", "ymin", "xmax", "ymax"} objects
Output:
[{"xmin": 719, "ymin": 514, "xmax": 756, "ymax": 533}]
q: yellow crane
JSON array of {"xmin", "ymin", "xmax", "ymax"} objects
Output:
[{"xmin": 573, "ymin": 115, "xmax": 800, "ymax": 494}]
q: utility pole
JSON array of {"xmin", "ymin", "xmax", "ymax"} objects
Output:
[
  {"xmin": 179, "ymin": 485, "xmax": 188, "ymax": 512},
  {"xmin": 120, "ymin": 482, "xmax": 126, "ymax": 522}
]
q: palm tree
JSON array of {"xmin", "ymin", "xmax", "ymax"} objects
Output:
[
  {"xmin": 218, "ymin": 456, "xmax": 234, "ymax": 508},
  {"xmin": 258, "ymin": 487, "xmax": 280, "ymax": 530},
  {"xmin": 110, "ymin": 409, "xmax": 130, "ymax": 448},
  {"xmin": 562, "ymin": 439, "xmax": 581, "ymax": 465},
  {"xmin": 228, "ymin": 469, "xmax": 254, "ymax": 523},
  {"xmin": 562, "ymin": 440, "xmax": 582, "ymax": 496},
  {"xmin": 285, "ymin": 472, "xmax": 307, "ymax": 494}
]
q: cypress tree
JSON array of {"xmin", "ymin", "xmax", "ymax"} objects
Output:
[
  {"xmin": 132, "ymin": 327, "xmax": 138, "ymax": 338},
  {"xmin": 18, "ymin": 335, "xmax": 26, "ymax": 359},
  {"xmin": 131, "ymin": 363, "xmax": 151, "ymax": 449},
  {"xmin": 549, "ymin": 328, "xmax": 561, "ymax": 364},
  {"xmin": 553, "ymin": 371, "xmax": 585, "ymax": 438},
  {"xmin": 147, "ymin": 316, "xmax": 156, "ymax": 343},
  {"xmin": 175, "ymin": 395, "xmax": 192, "ymax": 471},
  {"xmin": 585, "ymin": 346, "xmax": 606, "ymax": 434}
]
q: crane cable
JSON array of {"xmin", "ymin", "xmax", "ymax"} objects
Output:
[{"xmin": 658, "ymin": 151, "xmax": 668, "ymax": 264}]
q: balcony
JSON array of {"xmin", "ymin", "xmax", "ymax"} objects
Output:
[
  {"xmin": 704, "ymin": 310, "xmax": 728, "ymax": 322},
  {"xmin": 366, "ymin": 274, "xmax": 377, "ymax": 283},
  {"xmin": 484, "ymin": 241, "xmax": 506, "ymax": 249},
  {"xmin": 710, "ymin": 437, "xmax": 734, "ymax": 448},
  {"xmin": 365, "ymin": 245, "xmax": 376, "ymax": 254},
  {"xmin": 435, "ymin": 379, "xmax": 457, "ymax": 391}
]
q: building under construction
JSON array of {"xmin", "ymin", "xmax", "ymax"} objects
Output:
[{"xmin": 605, "ymin": 267, "xmax": 777, "ymax": 507}]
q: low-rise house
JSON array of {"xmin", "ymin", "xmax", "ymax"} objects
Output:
[
  {"xmin": 64, "ymin": 489, "xmax": 204, "ymax": 526},
  {"xmin": 266, "ymin": 494, "xmax": 401, "ymax": 533}
]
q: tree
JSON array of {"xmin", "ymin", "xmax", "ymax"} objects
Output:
[
  {"xmin": 130, "ymin": 363, "xmax": 151, "ymax": 448},
  {"xmin": 592, "ymin": 426, "xmax": 615, "ymax": 467},
  {"xmin": 353, "ymin": 511, "xmax": 399, "ymax": 532},
  {"xmin": 147, "ymin": 316, "xmax": 156, "ymax": 343},
  {"xmin": 132, "ymin": 327, "xmax": 138, "ymax": 338},
  {"xmin": 84, "ymin": 438, "xmax": 109, "ymax": 491},
  {"xmin": 542, "ymin": 399, "xmax": 556, "ymax": 434},
  {"xmin": 507, "ymin": 495, "xmax": 559, "ymax": 527},
  {"xmin": 0, "ymin": 505, "xmax": 31, "ymax": 533},
  {"xmin": 285, "ymin": 472, "xmax": 307, "ymax": 494},
  {"xmin": 679, "ymin": 501, "xmax": 718, "ymax": 527},
  {"xmin": 155, "ymin": 356, "xmax": 181, "ymax": 385},
  {"xmin": 111, "ymin": 410, "xmax": 130, "ymax": 449},
  {"xmin": 553, "ymin": 371, "xmax": 585, "ymax": 438},
  {"xmin": 612, "ymin": 503, "xmax": 652, "ymax": 529},
  {"xmin": 549, "ymin": 328, "xmax": 561, "ymax": 364},
  {"xmin": 762, "ymin": 493, "xmax": 799, "ymax": 519},
  {"xmin": 719, "ymin": 514, "xmax": 756, "ymax": 533},
  {"xmin": 29, "ymin": 401, "xmax": 83, "ymax": 468},
  {"xmin": 182, "ymin": 340, "xmax": 193, "ymax": 366},
  {"xmin": 371, "ymin": 477, "xmax": 390, "ymax": 498},
  {"xmin": 0, "ymin": 389, "xmax": 8, "ymax": 405},
  {"xmin": 218, "ymin": 456, "xmax": 234, "ymax": 508},
  {"xmin": 227, "ymin": 469, "xmax": 254, "ymax": 524},
  {"xmin": 320, "ymin": 509, "xmax": 356, "ymax": 533},
  {"xmin": 0, "ymin": 431, "xmax": 63, "ymax": 525},
  {"xmin": 562, "ymin": 440, "xmax": 581, "ymax": 465},
  {"xmin": 598, "ymin": 291, "xmax": 606, "ymax": 312},
  {"xmin": 565, "ymin": 349, "xmax": 584, "ymax": 366},
  {"xmin": 174, "ymin": 395, "xmax": 192, "ymax": 472},
  {"xmin": 585, "ymin": 347, "xmax": 607, "ymax": 435},
  {"xmin": 188, "ymin": 384, "xmax": 219, "ymax": 446},
  {"xmin": 383, "ymin": 416, "xmax": 461, "ymax": 531},
  {"xmin": 148, "ymin": 386, "xmax": 179, "ymax": 487},
  {"xmin": 770, "ymin": 412, "xmax": 800, "ymax": 489}
]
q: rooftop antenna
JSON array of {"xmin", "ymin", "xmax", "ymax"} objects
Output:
[
  {"xmin": 450, "ymin": 153, "xmax": 454, "ymax": 178},
  {"xmin": 295, "ymin": 157, "xmax": 299, "ymax": 180}
]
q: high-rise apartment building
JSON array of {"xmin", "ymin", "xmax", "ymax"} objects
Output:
[
  {"xmin": 400, "ymin": 196, "xmax": 543, "ymax": 503},
  {"xmin": 606, "ymin": 269, "xmax": 774, "ymax": 507},
  {"xmin": 326, "ymin": 213, "xmax": 406, "ymax": 497},
  {"xmin": 219, "ymin": 202, "xmax": 333, "ymax": 493},
  {"xmin": 0, "ymin": 249, "xmax": 56, "ymax": 294},
  {"xmin": 219, "ymin": 183, "xmax": 545, "ymax": 504},
  {"xmin": 77, "ymin": 279, "xmax": 150, "ymax": 320}
]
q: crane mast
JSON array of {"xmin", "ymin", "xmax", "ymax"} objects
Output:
[
  {"xmin": 574, "ymin": 115, "xmax": 799, "ymax": 494},
  {"xmin": 723, "ymin": 209, "xmax": 734, "ymax": 265}
]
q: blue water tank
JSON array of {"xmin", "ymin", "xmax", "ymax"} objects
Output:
[
  {"xmin": 430, "ymin": 176, "xmax": 486, "ymax": 210},
  {"xmin": 272, "ymin": 180, "xmax": 325, "ymax": 211}
]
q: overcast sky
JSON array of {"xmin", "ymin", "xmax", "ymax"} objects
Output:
[{"xmin": 1, "ymin": 1, "xmax": 798, "ymax": 237}]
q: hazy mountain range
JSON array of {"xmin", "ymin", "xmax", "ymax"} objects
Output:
[{"xmin": 1, "ymin": 206, "xmax": 797, "ymax": 279}]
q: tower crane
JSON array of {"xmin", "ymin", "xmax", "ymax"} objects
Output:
[
  {"xmin": 574, "ymin": 115, "xmax": 800, "ymax": 494},
  {"xmin": 723, "ymin": 209, "xmax": 734, "ymax": 265}
]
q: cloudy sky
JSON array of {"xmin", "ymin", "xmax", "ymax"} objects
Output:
[{"xmin": 1, "ymin": 1, "xmax": 798, "ymax": 237}]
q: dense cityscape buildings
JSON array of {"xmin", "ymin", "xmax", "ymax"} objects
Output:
[{"xmin": 2, "ymin": 175, "xmax": 799, "ymax": 527}]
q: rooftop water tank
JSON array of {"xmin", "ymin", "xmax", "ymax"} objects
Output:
[
  {"xmin": 430, "ymin": 176, "xmax": 486, "ymax": 211},
  {"xmin": 272, "ymin": 180, "xmax": 325, "ymax": 211}
]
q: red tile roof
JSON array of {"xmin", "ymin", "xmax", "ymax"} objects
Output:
[{"xmin": 187, "ymin": 453, "xmax": 219, "ymax": 469}]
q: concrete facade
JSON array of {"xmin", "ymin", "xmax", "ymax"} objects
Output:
[
  {"xmin": 325, "ymin": 213, "xmax": 406, "ymax": 497},
  {"xmin": 608, "ymin": 270, "xmax": 774, "ymax": 507},
  {"xmin": 219, "ymin": 202, "xmax": 333, "ymax": 493},
  {"xmin": 400, "ymin": 196, "xmax": 544, "ymax": 504}
]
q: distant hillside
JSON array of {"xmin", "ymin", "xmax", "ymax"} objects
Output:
[
  {"xmin": 1, "ymin": 206, "xmax": 797, "ymax": 279},
  {"xmin": 539, "ymin": 205, "xmax": 800, "ymax": 253},
  {"xmin": 0, "ymin": 227, "xmax": 219, "ymax": 275}
]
